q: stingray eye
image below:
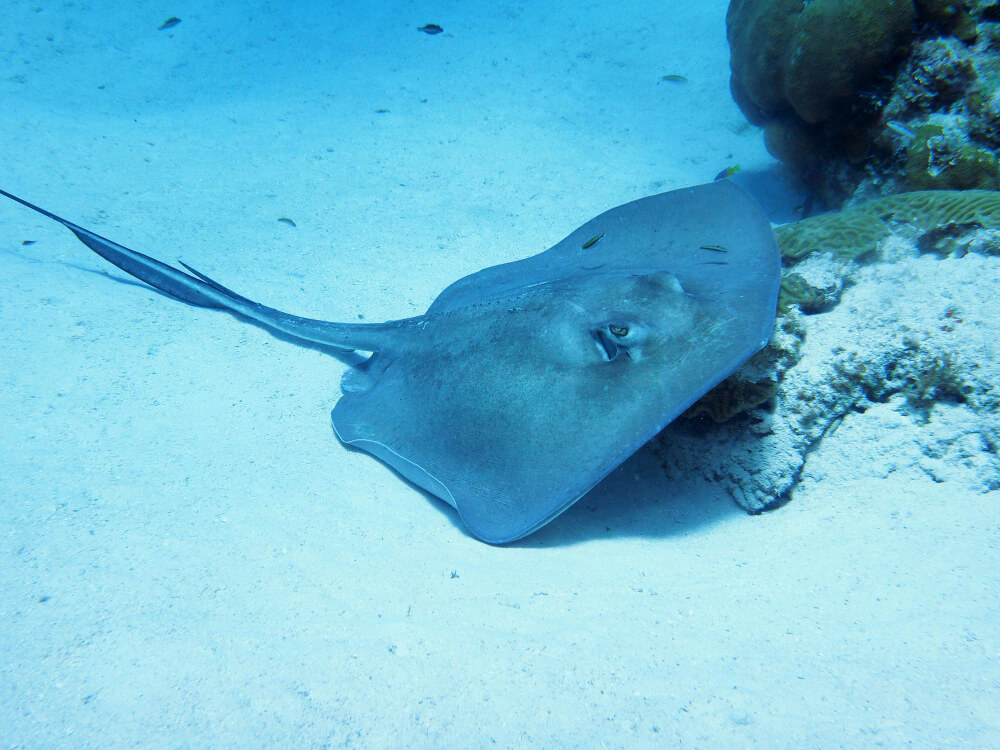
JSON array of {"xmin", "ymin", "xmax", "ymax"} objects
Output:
[{"xmin": 608, "ymin": 324, "xmax": 629, "ymax": 338}]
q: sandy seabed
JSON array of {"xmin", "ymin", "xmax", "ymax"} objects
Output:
[{"xmin": 1, "ymin": 2, "xmax": 997, "ymax": 747}]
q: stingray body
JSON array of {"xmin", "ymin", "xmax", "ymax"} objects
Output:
[{"xmin": 0, "ymin": 182, "xmax": 779, "ymax": 543}]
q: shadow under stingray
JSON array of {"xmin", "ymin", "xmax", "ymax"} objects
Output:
[
  {"xmin": 339, "ymin": 419, "xmax": 747, "ymax": 549},
  {"xmin": 511, "ymin": 442, "xmax": 745, "ymax": 548}
]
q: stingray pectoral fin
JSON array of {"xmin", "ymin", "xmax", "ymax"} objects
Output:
[
  {"xmin": 335, "ymin": 433, "xmax": 458, "ymax": 510},
  {"xmin": 0, "ymin": 188, "xmax": 402, "ymax": 353}
]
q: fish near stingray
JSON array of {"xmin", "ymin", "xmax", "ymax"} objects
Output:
[{"xmin": 0, "ymin": 182, "xmax": 780, "ymax": 543}]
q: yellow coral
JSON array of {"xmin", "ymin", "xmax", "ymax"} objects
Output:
[
  {"xmin": 904, "ymin": 124, "xmax": 999, "ymax": 191},
  {"xmin": 684, "ymin": 376, "xmax": 777, "ymax": 423},
  {"xmin": 779, "ymin": 272, "xmax": 837, "ymax": 313}
]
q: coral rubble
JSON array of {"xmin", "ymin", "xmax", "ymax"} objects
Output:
[{"xmin": 675, "ymin": 190, "xmax": 1000, "ymax": 511}]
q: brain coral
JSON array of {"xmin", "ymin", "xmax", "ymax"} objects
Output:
[
  {"xmin": 727, "ymin": 0, "xmax": 916, "ymax": 125},
  {"xmin": 775, "ymin": 189, "xmax": 1000, "ymax": 260}
]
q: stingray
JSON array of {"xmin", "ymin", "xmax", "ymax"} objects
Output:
[{"xmin": 0, "ymin": 182, "xmax": 779, "ymax": 543}]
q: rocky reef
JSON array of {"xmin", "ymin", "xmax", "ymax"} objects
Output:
[
  {"xmin": 727, "ymin": 0, "xmax": 1000, "ymax": 206},
  {"xmin": 673, "ymin": 189, "xmax": 1000, "ymax": 512}
]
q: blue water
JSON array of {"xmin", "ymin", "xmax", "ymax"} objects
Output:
[{"xmin": 1, "ymin": 1, "xmax": 996, "ymax": 747}]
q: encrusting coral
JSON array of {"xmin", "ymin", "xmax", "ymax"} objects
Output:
[
  {"xmin": 903, "ymin": 122, "xmax": 999, "ymax": 190},
  {"xmin": 914, "ymin": 0, "xmax": 979, "ymax": 43}
]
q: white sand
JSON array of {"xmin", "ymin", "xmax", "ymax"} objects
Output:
[{"xmin": 1, "ymin": 1, "xmax": 997, "ymax": 747}]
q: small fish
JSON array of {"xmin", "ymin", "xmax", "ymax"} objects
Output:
[
  {"xmin": 886, "ymin": 120, "xmax": 916, "ymax": 139},
  {"xmin": 419, "ymin": 24, "xmax": 444, "ymax": 35},
  {"xmin": 21, "ymin": 240, "xmax": 36, "ymax": 245},
  {"xmin": 713, "ymin": 164, "xmax": 741, "ymax": 181},
  {"xmin": 158, "ymin": 17, "xmax": 181, "ymax": 31},
  {"xmin": 699, "ymin": 244, "xmax": 728, "ymax": 253},
  {"xmin": 278, "ymin": 217, "xmax": 296, "ymax": 227},
  {"xmin": 581, "ymin": 233, "xmax": 605, "ymax": 249},
  {"xmin": 660, "ymin": 74, "xmax": 688, "ymax": 83},
  {"xmin": 375, "ymin": 108, "xmax": 390, "ymax": 114}
]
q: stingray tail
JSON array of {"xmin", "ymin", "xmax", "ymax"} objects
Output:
[{"xmin": 0, "ymin": 189, "xmax": 399, "ymax": 352}]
